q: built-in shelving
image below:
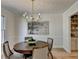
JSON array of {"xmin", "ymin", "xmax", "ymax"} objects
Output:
[{"xmin": 71, "ymin": 15, "xmax": 78, "ymax": 51}]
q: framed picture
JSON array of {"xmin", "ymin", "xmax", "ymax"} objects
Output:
[{"xmin": 28, "ymin": 21, "xmax": 49, "ymax": 35}]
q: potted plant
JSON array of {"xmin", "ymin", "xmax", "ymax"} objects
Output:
[{"xmin": 27, "ymin": 37, "xmax": 36, "ymax": 45}]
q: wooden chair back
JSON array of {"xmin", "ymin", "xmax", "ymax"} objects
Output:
[
  {"xmin": 3, "ymin": 41, "xmax": 13, "ymax": 57},
  {"xmin": 47, "ymin": 38, "xmax": 53, "ymax": 51}
]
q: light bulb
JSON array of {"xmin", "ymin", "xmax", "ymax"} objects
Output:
[
  {"xmin": 38, "ymin": 13, "xmax": 40, "ymax": 19},
  {"xmin": 23, "ymin": 12, "xmax": 27, "ymax": 17},
  {"xmin": 38, "ymin": 13, "xmax": 40, "ymax": 16},
  {"xmin": 26, "ymin": 16, "xmax": 29, "ymax": 19},
  {"xmin": 30, "ymin": 16, "xmax": 33, "ymax": 20}
]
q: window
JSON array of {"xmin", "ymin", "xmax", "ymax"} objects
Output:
[{"xmin": 1, "ymin": 16, "xmax": 5, "ymax": 43}]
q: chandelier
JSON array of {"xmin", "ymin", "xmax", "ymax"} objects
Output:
[{"xmin": 23, "ymin": 0, "xmax": 40, "ymax": 22}]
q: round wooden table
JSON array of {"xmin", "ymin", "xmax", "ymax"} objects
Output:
[{"xmin": 13, "ymin": 41, "xmax": 48, "ymax": 59}]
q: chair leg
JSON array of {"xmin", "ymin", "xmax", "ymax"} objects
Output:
[
  {"xmin": 48, "ymin": 51, "xmax": 53, "ymax": 59},
  {"xmin": 50, "ymin": 52, "xmax": 53, "ymax": 59}
]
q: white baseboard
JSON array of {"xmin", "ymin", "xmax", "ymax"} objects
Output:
[{"xmin": 53, "ymin": 45, "xmax": 63, "ymax": 48}]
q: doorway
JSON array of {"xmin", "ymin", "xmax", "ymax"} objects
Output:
[{"xmin": 71, "ymin": 14, "xmax": 78, "ymax": 51}]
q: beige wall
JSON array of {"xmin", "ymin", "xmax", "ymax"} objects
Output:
[{"xmin": 1, "ymin": 8, "xmax": 17, "ymax": 49}]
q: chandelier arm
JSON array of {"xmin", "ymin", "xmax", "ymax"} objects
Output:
[{"xmin": 32, "ymin": 0, "xmax": 34, "ymax": 19}]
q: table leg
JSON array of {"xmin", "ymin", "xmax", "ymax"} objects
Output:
[{"xmin": 24, "ymin": 54, "xmax": 32, "ymax": 59}]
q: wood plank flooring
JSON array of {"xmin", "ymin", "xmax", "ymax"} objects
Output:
[{"xmin": 50, "ymin": 48, "xmax": 78, "ymax": 59}]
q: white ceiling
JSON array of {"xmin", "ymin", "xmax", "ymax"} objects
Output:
[{"xmin": 1, "ymin": 0, "xmax": 77, "ymax": 15}]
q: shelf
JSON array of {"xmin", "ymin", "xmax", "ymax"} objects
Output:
[
  {"xmin": 71, "ymin": 22, "xmax": 78, "ymax": 24},
  {"xmin": 71, "ymin": 15, "xmax": 78, "ymax": 51}
]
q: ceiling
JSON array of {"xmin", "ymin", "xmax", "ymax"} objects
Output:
[{"xmin": 1, "ymin": 0, "xmax": 77, "ymax": 15}]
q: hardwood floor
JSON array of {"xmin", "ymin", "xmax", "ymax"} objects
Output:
[
  {"xmin": 2, "ymin": 48, "xmax": 78, "ymax": 59},
  {"xmin": 50, "ymin": 48, "xmax": 78, "ymax": 59}
]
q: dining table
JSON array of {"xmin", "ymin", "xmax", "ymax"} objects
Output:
[{"xmin": 13, "ymin": 41, "xmax": 48, "ymax": 59}]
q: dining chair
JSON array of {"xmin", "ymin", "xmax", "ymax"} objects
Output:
[
  {"xmin": 3, "ymin": 41, "xmax": 23, "ymax": 59},
  {"xmin": 47, "ymin": 38, "xmax": 53, "ymax": 59},
  {"xmin": 32, "ymin": 47, "xmax": 48, "ymax": 59}
]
